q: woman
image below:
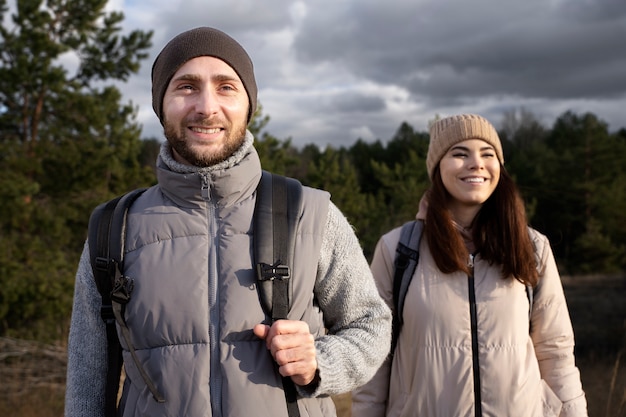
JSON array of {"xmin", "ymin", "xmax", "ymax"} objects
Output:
[{"xmin": 352, "ymin": 114, "xmax": 587, "ymax": 417}]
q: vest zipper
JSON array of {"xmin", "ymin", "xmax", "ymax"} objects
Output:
[
  {"xmin": 201, "ymin": 173, "xmax": 210, "ymax": 199},
  {"xmin": 468, "ymin": 253, "xmax": 482, "ymax": 417},
  {"xmin": 201, "ymin": 173, "xmax": 223, "ymax": 417}
]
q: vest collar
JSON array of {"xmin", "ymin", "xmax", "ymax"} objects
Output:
[{"xmin": 156, "ymin": 131, "xmax": 262, "ymax": 208}]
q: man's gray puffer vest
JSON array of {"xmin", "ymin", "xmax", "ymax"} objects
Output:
[{"xmin": 115, "ymin": 146, "xmax": 333, "ymax": 417}]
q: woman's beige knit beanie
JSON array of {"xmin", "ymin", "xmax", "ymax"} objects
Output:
[
  {"xmin": 151, "ymin": 27, "xmax": 257, "ymax": 125},
  {"xmin": 426, "ymin": 114, "xmax": 504, "ymax": 179}
]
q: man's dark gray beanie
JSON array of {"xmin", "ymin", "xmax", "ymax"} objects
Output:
[{"xmin": 151, "ymin": 27, "xmax": 257, "ymax": 125}]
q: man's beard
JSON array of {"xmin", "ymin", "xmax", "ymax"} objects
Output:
[{"xmin": 163, "ymin": 116, "xmax": 247, "ymax": 168}]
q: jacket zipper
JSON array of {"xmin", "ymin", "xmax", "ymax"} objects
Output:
[
  {"xmin": 202, "ymin": 173, "xmax": 222, "ymax": 417},
  {"xmin": 468, "ymin": 253, "xmax": 482, "ymax": 417}
]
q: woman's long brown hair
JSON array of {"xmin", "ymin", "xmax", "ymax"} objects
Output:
[{"xmin": 424, "ymin": 165, "xmax": 539, "ymax": 287}]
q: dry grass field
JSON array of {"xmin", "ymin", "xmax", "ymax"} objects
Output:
[{"xmin": 1, "ymin": 275, "xmax": 624, "ymax": 417}]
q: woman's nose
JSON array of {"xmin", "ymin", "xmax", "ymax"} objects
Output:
[{"xmin": 467, "ymin": 154, "xmax": 485, "ymax": 170}]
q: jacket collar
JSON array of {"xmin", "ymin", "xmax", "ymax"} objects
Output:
[{"xmin": 156, "ymin": 130, "xmax": 262, "ymax": 208}]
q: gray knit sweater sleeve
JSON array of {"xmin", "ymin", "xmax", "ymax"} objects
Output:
[
  {"xmin": 64, "ymin": 241, "xmax": 108, "ymax": 417},
  {"xmin": 300, "ymin": 202, "xmax": 392, "ymax": 397}
]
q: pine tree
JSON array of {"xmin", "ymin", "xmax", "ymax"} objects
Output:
[{"xmin": 0, "ymin": 0, "xmax": 153, "ymax": 340}]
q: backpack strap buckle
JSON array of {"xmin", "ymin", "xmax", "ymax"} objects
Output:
[
  {"xmin": 256, "ymin": 261, "xmax": 290, "ymax": 282},
  {"xmin": 100, "ymin": 305, "xmax": 115, "ymax": 324},
  {"xmin": 110, "ymin": 269, "xmax": 134, "ymax": 305},
  {"xmin": 94, "ymin": 256, "xmax": 112, "ymax": 272}
]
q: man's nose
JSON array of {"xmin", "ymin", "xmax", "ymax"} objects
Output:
[{"xmin": 195, "ymin": 89, "xmax": 218, "ymax": 115}]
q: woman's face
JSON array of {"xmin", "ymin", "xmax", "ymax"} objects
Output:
[{"xmin": 438, "ymin": 139, "xmax": 501, "ymax": 218}]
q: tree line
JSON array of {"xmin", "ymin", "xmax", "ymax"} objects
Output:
[
  {"xmin": 252, "ymin": 109, "xmax": 626, "ymax": 275},
  {"xmin": 1, "ymin": 0, "xmax": 625, "ymax": 342}
]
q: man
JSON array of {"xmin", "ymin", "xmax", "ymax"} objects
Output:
[{"xmin": 64, "ymin": 27, "xmax": 391, "ymax": 417}]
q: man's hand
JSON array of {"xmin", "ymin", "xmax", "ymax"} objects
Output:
[{"xmin": 253, "ymin": 320, "xmax": 318, "ymax": 386}]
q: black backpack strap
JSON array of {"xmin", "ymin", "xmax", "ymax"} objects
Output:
[
  {"xmin": 254, "ymin": 171, "xmax": 302, "ymax": 321},
  {"xmin": 88, "ymin": 188, "xmax": 164, "ymax": 415},
  {"xmin": 89, "ymin": 194, "xmax": 127, "ymax": 417},
  {"xmin": 391, "ymin": 220, "xmax": 424, "ymax": 355},
  {"xmin": 254, "ymin": 170, "xmax": 303, "ymax": 417}
]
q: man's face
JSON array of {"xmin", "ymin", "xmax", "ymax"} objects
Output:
[{"xmin": 161, "ymin": 56, "xmax": 249, "ymax": 167}]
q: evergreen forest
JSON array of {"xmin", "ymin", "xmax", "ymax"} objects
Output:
[{"xmin": 1, "ymin": 0, "xmax": 625, "ymax": 344}]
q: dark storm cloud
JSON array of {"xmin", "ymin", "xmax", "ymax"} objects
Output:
[
  {"xmin": 118, "ymin": 0, "xmax": 626, "ymax": 147},
  {"xmin": 149, "ymin": 0, "xmax": 294, "ymax": 38},
  {"xmin": 318, "ymin": 92, "xmax": 386, "ymax": 113},
  {"xmin": 291, "ymin": 0, "xmax": 626, "ymax": 104}
]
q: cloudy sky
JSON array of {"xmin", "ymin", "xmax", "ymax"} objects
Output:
[{"xmin": 104, "ymin": 0, "xmax": 626, "ymax": 148}]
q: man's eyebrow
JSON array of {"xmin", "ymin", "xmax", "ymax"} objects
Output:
[
  {"xmin": 212, "ymin": 73, "xmax": 241, "ymax": 83},
  {"xmin": 170, "ymin": 73, "xmax": 202, "ymax": 83},
  {"xmin": 170, "ymin": 73, "xmax": 241, "ymax": 83}
]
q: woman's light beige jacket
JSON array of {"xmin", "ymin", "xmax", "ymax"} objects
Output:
[{"xmin": 352, "ymin": 220, "xmax": 587, "ymax": 417}]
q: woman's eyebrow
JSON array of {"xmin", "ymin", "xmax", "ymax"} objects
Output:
[{"xmin": 449, "ymin": 144, "xmax": 495, "ymax": 152}]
